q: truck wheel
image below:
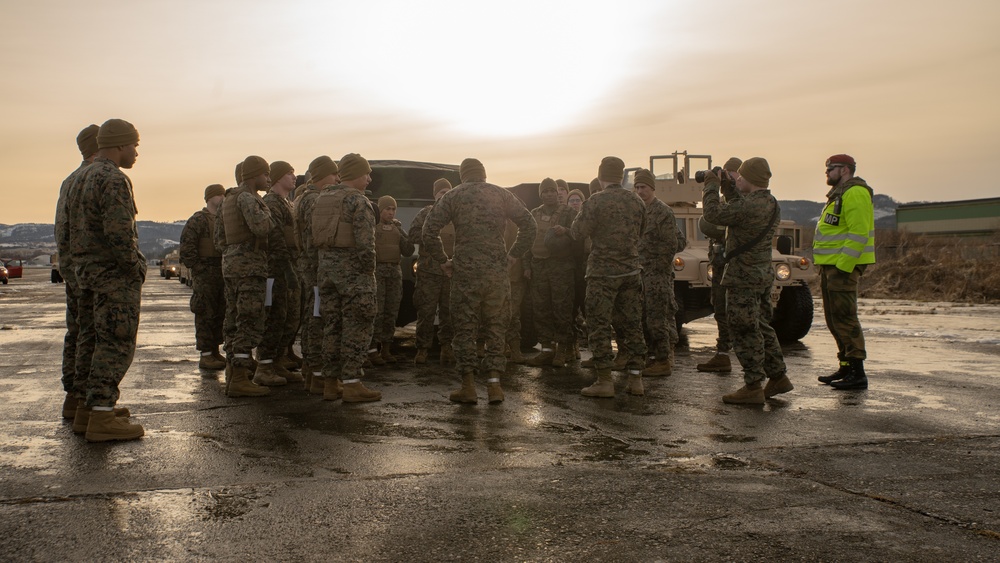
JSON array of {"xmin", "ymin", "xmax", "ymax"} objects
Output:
[
  {"xmin": 771, "ymin": 285, "xmax": 814, "ymax": 342},
  {"xmin": 165, "ymin": 272, "xmax": 172, "ymax": 280}
]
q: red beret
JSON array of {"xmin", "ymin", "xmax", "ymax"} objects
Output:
[{"xmin": 826, "ymin": 154, "xmax": 856, "ymax": 169}]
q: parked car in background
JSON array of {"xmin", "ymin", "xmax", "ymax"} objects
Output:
[
  {"xmin": 50, "ymin": 253, "xmax": 63, "ymax": 283},
  {"xmin": 0, "ymin": 264, "xmax": 8, "ymax": 284},
  {"xmin": 2, "ymin": 259, "xmax": 24, "ymax": 279}
]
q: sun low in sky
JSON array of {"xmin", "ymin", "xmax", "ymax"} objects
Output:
[{"xmin": 1, "ymin": 0, "xmax": 998, "ymax": 223}]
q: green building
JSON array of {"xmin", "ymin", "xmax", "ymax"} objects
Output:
[{"xmin": 896, "ymin": 197, "xmax": 1000, "ymax": 237}]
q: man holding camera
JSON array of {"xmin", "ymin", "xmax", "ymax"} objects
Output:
[{"xmin": 702, "ymin": 158, "xmax": 791, "ymax": 405}]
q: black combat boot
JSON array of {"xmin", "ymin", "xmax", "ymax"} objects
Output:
[
  {"xmin": 818, "ymin": 361, "xmax": 851, "ymax": 384},
  {"xmin": 831, "ymin": 359, "xmax": 868, "ymax": 390}
]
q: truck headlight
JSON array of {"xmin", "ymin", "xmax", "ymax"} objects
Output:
[
  {"xmin": 775, "ymin": 263, "xmax": 791, "ymax": 281},
  {"xmin": 707, "ymin": 263, "xmax": 714, "ymax": 281}
]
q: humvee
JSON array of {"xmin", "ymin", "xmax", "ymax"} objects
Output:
[{"xmin": 160, "ymin": 250, "xmax": 180, "ymax": 280}]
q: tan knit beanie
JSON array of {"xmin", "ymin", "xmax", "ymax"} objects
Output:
[
  {"xmin": 723, "ymin": 157, "xmax": 743, "ymax": 173},
  {"xmin": 338, "ymin": 153, "xmax": 371, "ymax": 181},
  {"xmin": 204, "ymin": 184, "xmax": 226, "ymax": 201},
  {"xmin": 234, "ymin": 162, "xmax": 243, "ymax": 185},
  {"xmin": 378, "ymin": 195, "xmax": 397, "ymax": 212},
  {"xmin": 433, "ymin": 178, "xmax": 452, "ymax": 195},
  {"xmin": 589, "ymin": 177, "xmax": 601, "ymax": 195},
  {"xmin": 538, "ymin": 177, "xmax": 558, "ymax": 196},
  {"xmin": 633, "ymin": 168, "xmax": 656, "ymax": 189},
  {"xmin": 96, "ymin": 119, "xmax": 139, "ymax": 149},
  {"xmin": 269, "ymin": 160, "xmax": 294, "ymax": 183},
  {"xmin": 567, "ymin": 188, "xmax": 586, "ymax": 202},
  {"xmin": 598, "ymin": 156, "xmax": 625, "ymax": 183},
  {"xmin": 459, "ymin": 158, "xmax": 486, "ymax": 183},
  {"xmin": 308, "ymin": 155, "xmax": 338, "ymax": 183},
  {"xmin": 241, "ymin": 155, "xmax": 269, "ymax": 181},
  {"xmin": 737, "ymin": 157, "xmax": 771, "ymax": 188},
  {"xmin": 76, "ymin": 124, "xmax": 99, "ymax": 158},
  {"xmin": 555, "ymin": 179, "xmax": 569, "ymax": 190}
]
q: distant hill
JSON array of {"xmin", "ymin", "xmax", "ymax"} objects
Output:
[
  {"xmin": 0, "ymin": 221, "xmax": 184, "ymax": 261},
  {"xmin": 779, "ymin": 194, "xmax": 898, "ymax": 230}
]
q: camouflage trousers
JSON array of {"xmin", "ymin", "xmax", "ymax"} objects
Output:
[
  {"xmin": 190, "ymin": 266, "xmax": 224, "ymax": 352},
  {"xmin": 223, "ymin": 275, "xmax": 266, "ymax": 367},
  {"xmin": 820, "ymin": 265, "xmax": 867, "ymax": 361},
  {"xmin": 414, "ymin": 271, "xmax": 452, "ymax": 350},
  {"xmin": 710, "ymin": 279, "xmax": 732, "ymax": 353},
  {"xmin": 451, "ymin": 271, "xmax": 509, "ymax": 374},
  {"xmin": 318, "ymin": 258, "xmax": 376, "ymax": 381},
  {"xmin": 642, "ymin": 268, "xmax": 679, "ymax": 360},
  {"xmin": 726, "ymin": 286, "xmax": 786, "ymax": 386},
  {"xmin": 74, "ymin": 280, "xmax": 142, "ymax": 408},
  {"xmin": 259, "ymin": 262, "xmax": 297, "ymax": 361},
  {"xmin": 283, "ymin": 267, "xmax": 301, "ymax": 350},
  {"xmin": 373, "ymin": 262, "xmax": 402, "ymax": 346},
  {"xmin": 505, "ymin": 278, "xmax": 526, "ymax": 343},
  {"xmin": 298, "ymin": 259, "xmax": 323, "ymax": 372},
  {"xmin": 530, "ymin": 258, "xmax": 575, "ymax": 346},
  {"xmin": 61, "ymin": 272, "xmax": 83, "ymax": 393},
  {"xmin": 586, "ymin": 274, "xmax": 646, "ymax": 371}
]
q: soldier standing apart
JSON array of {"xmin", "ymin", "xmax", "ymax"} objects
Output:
[
  {"xmin": 370, "ymin": 196, "xmax": 415, "ymax": 364},
  {"xmin": 571, "ymin": 157, "xmax": 647, "ymax": 397},
  {"xmin": 814, "ymin": 154, "xmax": 875, "ymax": 390},
  {"xmin": 423, "ymin": 158, "xmax": 536, "ymax": 404},
  {"xmin": 634, "ymin": 169, "xmax": 681, "ymax": 377},
  {"xmin": 696, "ymin": 157, "xmax": 743, "ymax": 374},
  {"xmin": 217, "ymin": 155, "xmax": 274, "ymax": 398},
  {"xmin": 65, "ymin": 118, "xmax": 145, "ymax": 441},
  {"xmin": 312, "ymin": 153, "xmax": 381, "ymax": 403},
  {"xmin": 179, "ymin": 184, "xmax": 227, "ymax": 371},
  {"xmin": 296, "ymin": 156, "xmax": 339, "ymax": 393},
  {"xmin": 408, "ymin": 178, "xmax": 456, "ymax": 365},
  {"xmin": 702, "ymin": 158, "xmax": 792, "ymax": 404},
  {"xmin": 55, "ymin": 124, "xmax": 99, "ymax": 420},
  {"xmin": 525, "ymin": 178, "xmax": 577, "ymax": 368}
]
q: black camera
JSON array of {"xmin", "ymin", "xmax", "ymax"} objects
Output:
[{"xmin": 694, "ymin": 166, "xmax": 724, "ymax": 184}]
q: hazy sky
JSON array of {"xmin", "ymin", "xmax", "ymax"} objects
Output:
[{"xmin": 2, "ymin": 0, "xmax": 998, "ymax": 223}]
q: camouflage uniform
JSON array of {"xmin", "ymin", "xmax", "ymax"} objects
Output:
[
  {"xmin": 374, "ymin": 219, "xmax": 415, "ymax": 346},
  {"xmin": 294, "ymin": 183, "xmax": 325, "ymax": 373},
  {"xmin": 570, "ymin": 184, "xmax": 647, "ymax": 371},
  {"xmin": 409, "ymin": 205, "xmax": 454, "ymax": 351},
  {"xmin": 524, "ymin": 203, "xmax": 577, "ymax": 348},
  {"xmin": 215, "ymin": 186, "xmax": 273, "ymax": 368},
  {"xmin": 703, "ymin": 182, "xmax": 786, "ymax": 386},
  {"xmin": 314, "ymin": 185, "xmax": 377, "ymax": 381},
  {"xmin": 504, "ymin": 221, "xmax": 526, "ymax": 344},
  {"xmin": 259, "ymin": 191, "xmax": 300, "ymax": 361},
  {"xmin": 179, "ymin": 208, "xmax": 224, "ymax": 352},
  {"xmin": 423, "ymin": 182, "xmax": 536, "ymax": 375},
  {"xmin": 65, "ymin": 158, "xmax": 145, "ymax": 407},
  {"xmin": 639, "ymin": 197, "xmax": 681, "ymax": 361},
  {"xmin": 54, "ymin": 161, "xmax": 91, "ymax": 395},
  {"xmin": 702, "ymin": 217, "xmax": 732, "ymax": 353}
]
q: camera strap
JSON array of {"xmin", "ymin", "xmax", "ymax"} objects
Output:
[{"xmin": 722, "ymin": 200, "xmax": 779, "ymax": 264}]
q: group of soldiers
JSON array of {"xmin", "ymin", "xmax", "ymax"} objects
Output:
[{"xmin": 54, "ymin": 119, "xmax": 876, "ymax": 443}]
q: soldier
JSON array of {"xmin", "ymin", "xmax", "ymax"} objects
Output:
[
  {"xmin": 179, "ymin": 184, "xmax": 227, "ymax": 371},
  {"xmin": 571, "ymin": 157, "xmax": 647, "ymax": 397},
  {"xmin": 524, "ymin": 178, "xmax": 577, "ymax": 367},
  {"xmin": 503, "ymin": 219, "xmax": 527, "ymax": 363},
  {"xmin": 702, "ymin": 158, "xmax": 792, "ymax": 404},
  {"xmin": 216, "ymin": 155, "xmax": 274, "ymax": 397},
  {"xmin": 254, "ymin": 161, "xmax": 303, "ymax": 386},
  {"xmin": 423, "ymin": 158, "xmax": 536, "ymax": 404},
  {"xmin": 408, "ymin": 178, "xmax": 456, "ymax": 365},
  {"xmin": 634, "ymin": 168, "xmax": 681, "ymax": 377},
  {"xmin": 295, "ymin": 157, "xmax": 339, "ymax": 394},
  {"xmin": 370, "ymin": 196, "xmax": 415, "ymax": 364},
  {"xmin": 64, "ymin": 118, "xmax": 145, "ymax": 441},
  {"xmin": 814, "ymin": 154, "xmax": 876, "ymax": 390},
  {"xmin": 567, "ymin": 188, "xmax": 588, "ymax": 359},
  {"xmin": 696, "ymin": 157, "xmax": 743, "ymax": 374},
  {"xmin": 313, "ymin": 153, "xmax": 381, "ymax": 403},
  {"xmin": 555, "ymin": 178, "xmax": 570, "ymax": 206},
  {"xmin": 55, "ymin": 124, "xmax": 99, "ymax": 421}
]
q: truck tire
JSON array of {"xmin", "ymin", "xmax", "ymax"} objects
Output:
[
  {"xmin": 771, "ymin": 285, "xmax": 813, "ymax": 342},
  {"xmin": 165, "ymin": 272, "xmax": 172, "ymax": 280}
]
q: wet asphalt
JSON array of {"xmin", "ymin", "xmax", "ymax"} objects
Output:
[{"xmin": 1, "ymin": 269, "xmax": 998, "ymax": 561}]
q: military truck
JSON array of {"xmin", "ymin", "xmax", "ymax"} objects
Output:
[
  {"xmin": 160, "ymin": 250, "xmax": 181, "ymax": 280},
  {"xmin": 623, "ymin": 151, "xmax": 816, "ymax": 342}
]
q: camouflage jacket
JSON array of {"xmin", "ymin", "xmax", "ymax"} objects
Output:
[
  {"xmin": 639, "ymin": 198, "xmax": 680, "ymax": 273},
  {"xmin": 316, "ymin": 184, "xmax": 376, "ymax": 274},
  {"xmin": 294, "ymin": 183, "xmax": 324, "ymax": 280},
  {"xmin": 703, "ymin": 182, "xmax": 780, "ymax": 290},
  {"xmin": 524, "ymin": 203, "xmax": 577, "ymax": 266},
  {"xmin": 376, "ymin": 219, "xmax": 415, "ymax": 263},
  {"xmin": 179, "ymin": 208, "xmax": 222, "ymax": 272},
  {"xmin": 409, "ymin": 204, "xmax": 449, "ymax": 276},
  {"xmin": 423, "ymin": 182, "xmax": 536, "ymax": 278},
  {"xmin": 215, "ymin": 186, "xmax": 273, "ymax": 278},
  {"xmin": 54, "ymin": 160, "xmax": 89, "ymax": 278},
  {"xmin": 65, "ymin": 158, "xmax": 146, "ymax": 291},
  {"xmin": 570, "ymin": 184, "xmax": 645, "ymax": 278},
  {"xmin": 263, "ymin": 191, "xmax": 297, "ymax": 274}
]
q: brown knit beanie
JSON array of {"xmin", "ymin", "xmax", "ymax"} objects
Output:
[
  {"xmin": 433, "ymin": 178, "xmax": 452, "ymax": 195},
  {"xmin": 269, "ymin": 160, "xmax": 294, "ymax": 183},
  {"xmin": 567, "ymin": 188, "xmax": 586, "ymax": 203},
  {"xmin": 234, "ymin": 162, "xmax": 243, "ymax": 185},
  {"xmin": 633, "ymin": 168, "xmax": 656, "ymax": 189},
  {"xmin": 459, "ymin": 158, "xmax": 486, "ymax": 183},
  {"xmin": 539, "ymin": 177, "xmax": 558, "ymax": 196},
  {"xmin": 204, "ymin": 184, "xmax": 226, "ymax": 201},
  {"xmin": 338, "ymin": 153, "xmax": 371, "ymax": 181},
  {"xmin": 555, "ymin": 179, "xmax": 569, "ymax": 190},
  {"xmin": 378, "ymin": 195, "xmax": 397, "ymax": 212},
  {"xmin": 96, "ymin": 119, "xmax": 139, "ymax": 149},
  {"xmin": 738, "ymin": 157, "xmax": 771, "ymax": 188},
  {"xmin": 76, "ymin": 124, "xmax": 99, "ymax": 158},
  {"xmin": 589, "ymin": 177, "xmax": 601, "ymax": 195},
  {"xmin": 723, "ymin": 157, "xmax": 743, "ymax": 173},
  {"xmin": 308, "ymin": 155, "xmax": 338, "ymax": 183},
  {"xmin": 598, "ymin": 156, "xmax": 625, "ymax": 183},
  {"xmin": 241, "ymin": 155, "xmax": 269, "ymax": 181}
]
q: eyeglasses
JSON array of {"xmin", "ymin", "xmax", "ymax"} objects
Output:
[{"xmin": 825, "ymin": 164, "xmax": 844, "ymax": 173}]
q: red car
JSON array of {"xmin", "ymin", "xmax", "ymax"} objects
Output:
[
  {"xmin": 0, "ymin": 264, "xmax": 8, "ymax": 285},
  {"xmin": 2, "ymin": 259, "xmax": 23, "ymax": 279}
]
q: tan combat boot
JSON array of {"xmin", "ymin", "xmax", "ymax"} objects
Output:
[
  {"xmin": 581, "ymin": 369, "xmax": 615, "ymax": 398},
  {"xmin": 85, "ymin": 409, "xmax": 144, "ymax": 443},
  {"xmin": 440, "ymin": 344, "xmax": 456, "ymax": 365},
  {"xmin": 527, "ymin": 345, "xmax": 555, "ymax": 367},
  {"xmin": 625, "ymin": 370, "xmax": 644, "ymax": 396},
  {"xmin": 551, "ymin": 344, "xmax": 569, "ymax": 367},
  {"xmin": 72, "ymin": 405, "xmax": 131, "ymax": 434},
  {"xmin": 612, "ymin": 350, "xmax": 630, "ymax": 371},
  {"xmin": 368, "ymin": 349, "xmax": 386, "ymax": 367},
  {"xmin": 507, "ymin": 341, "xmax": 525, "ymax": 364},
  {"xmin": 211, "ymin": 347, "xmax": 226, "ymax": 364},
  {"xmin": 763, "ymin": 375, "xmax": 794, "ymax": 398},
  {"xmin": 449, "ymin": 372, "xmax": 478, "ymax": 404},
  {"xmin": 414, "ymin": 349, "xmax": 429, "ymax": 364},
  {"xmin": 380, "ymin": 344, "xmax": 396, "ymax": 364},
  {"xmin": 62, "ymin": 394, "xmax": 80, "ymax": 419},
  {"xmin": 228, "ymin": 365, "xmax": 271, "ymax": 397},
  {"xmin": 323, "ymin": 378, "xmax": 344, "ymax": 401},
  {"xmin": 722, "ymin": 382, "xmax": 765, "ymax": 405},
  {"xmin": 199, "ymin": 351, "xmax": 226, "ymax": 371},
  {"xmin": 342, "ymin": 380, "xmax": 382, "ymax": 403},
  {"xmin": 286, "ymin": 345, "xmax": 303, "ymax": 370},
  {"xmin": 253, "ymin": 361, "xmax": 288, "ymax": 387},
  {"xmin": 277, "ymin": 360, "xmax": 304, "ymax": 384},
  {"xmin": 485, "ymin": 371, "xmax": 504, "ymax": 404},
  {"xmin": 697, "ymin": 353, "xmax": 732, "ymax": 373},
  {"xmin": 309, "ymin": 374, "xmax": 326, "ymax": 395},
  {"xmin": 642, "ymin": 358, "xmax": 672, "ymax": 377}
]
